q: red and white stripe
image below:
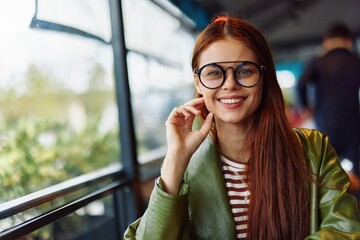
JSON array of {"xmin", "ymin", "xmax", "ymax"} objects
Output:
[{"xmin": 221, "ymin": 155, "xmax": 250, "ymax": 239}]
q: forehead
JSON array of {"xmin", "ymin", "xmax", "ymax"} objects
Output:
[{"xmin": 198, "ymin": 38, "xmax": 257, "ymax": 67}]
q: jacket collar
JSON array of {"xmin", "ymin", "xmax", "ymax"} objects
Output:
[{"xmin": 184, "ymin": 137, "xmax": 237, "ymax": 239}]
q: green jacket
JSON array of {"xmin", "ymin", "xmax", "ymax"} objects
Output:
[{"xmin": 124, "ymin": 129, "xmax": 360, "ymax": 239}]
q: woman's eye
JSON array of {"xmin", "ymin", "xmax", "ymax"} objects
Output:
[
  {"xmin": 202, "ymin": 66, "xmax": 223, "ymax": 79},
  {"xmin": 237, "ymin": 68, "xmax": 254, "ymax": 77},
  {"xmin": 208, "ymin": 71, "xmax": 221, "ymax": 76}
]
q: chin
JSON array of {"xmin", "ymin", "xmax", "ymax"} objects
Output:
[{"xmin": 216, "ymin": 115, "xmax": 244, "ymax": 124}]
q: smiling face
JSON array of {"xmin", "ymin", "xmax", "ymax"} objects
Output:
[{"xmin": 194, "ymin": 38, "xmax": 263, "ymax": 128}]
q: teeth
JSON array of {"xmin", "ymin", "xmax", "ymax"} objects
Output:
[{"xmin": 220, "ymin": 98, "xmax": 243, "ymax": 104}]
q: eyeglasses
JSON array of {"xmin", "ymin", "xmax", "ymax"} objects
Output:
[{"xmin": 194, "ymin": 61, "xmax": 266, "ymax": 89}]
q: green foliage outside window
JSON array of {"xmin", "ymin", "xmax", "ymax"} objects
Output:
[{"xmin": 0, "ymin": 64, "xmax": 120, "ymax": 204}]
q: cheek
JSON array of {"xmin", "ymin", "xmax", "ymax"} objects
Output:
[
  {"xmin": 252, "ymin": 88, "xmax": 263, "ymax": 109},
  {"xmin": 202, "ymin": 92, "xmax": 216, "ymax": 111},
  {"xmin": 253, "ymin": 96, "xmax": 262, "ymax": 110}
]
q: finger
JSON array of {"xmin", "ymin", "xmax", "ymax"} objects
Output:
[
  {"xmin": 179, "ymin": 105, "xmax": 201, "ymax": 117},
  {"xmin": 198, "ymin": 112, "xmax": 214, "ymax": 137},
  {"xmin": 176, "ymin": 106, "xmax": 195, "ymax": 120},
  {"xmin": 182, "ymin": 97, "xmax": 205, "ymax": 109},
  {"xmin": 181, "ymin": 97, "xmax": 206, "ymax": 113},
  {"xmin": 166, "ymin": 106, "xmax": 194, "ymax": 126}
]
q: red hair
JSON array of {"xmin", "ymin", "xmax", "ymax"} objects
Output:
[{"xmin": 192, "ymin": 14, "xmax": 310, "ymax": 239}]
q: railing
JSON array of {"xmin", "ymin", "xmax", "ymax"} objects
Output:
[
  {"xmin": 0, "ymin": 164, "xmax": 123, "ymax": 220},
  {"xmin": 0, "ymin": 164, "xmax": 126, "ymax": 239},
  {"xmin": 0, "ymin": 146, "xmax": 166, "ymax": 240}
]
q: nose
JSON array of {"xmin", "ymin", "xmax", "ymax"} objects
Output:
[{"xmin": 222, "ymin": 67, "xmax": 239, "ymax": 89}]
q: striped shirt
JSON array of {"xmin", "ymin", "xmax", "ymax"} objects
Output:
[{"xmin": 221, "ymin": 155, "xmax": 250, "ymax": 239}]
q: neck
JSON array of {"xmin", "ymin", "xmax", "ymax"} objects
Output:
[
  {"xmin": 216, "ymin": 122, "xmax": 251, "ymax": 163},
  {"xmin": 323, "ymin": 37, "xmax": 352, "ymax": 52}
]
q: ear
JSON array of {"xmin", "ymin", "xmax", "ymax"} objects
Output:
[
  {"xmin": 345, "ymin": 38, "xmax": 353, "ymax": 50},
  {"xmin": 194, "ymin": 74, "xmax": 203, "ymax": 95}
]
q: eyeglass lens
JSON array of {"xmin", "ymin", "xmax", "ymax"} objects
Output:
[{"xmin": 199, "ymin": 62, "xmax": 260, "ymax": 89}]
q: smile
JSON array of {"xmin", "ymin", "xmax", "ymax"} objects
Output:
[{"xmin": 219, "ymin": 98, "xmax": 244, "ymax": 104}]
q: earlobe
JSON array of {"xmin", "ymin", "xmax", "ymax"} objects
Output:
[
  {"xmin": 196, "ymin": 85, "xmax": 202, "ymax": 94},
  {"xmin": 194, "ymin": 75, "xmax": 202, "ymax": 94}
]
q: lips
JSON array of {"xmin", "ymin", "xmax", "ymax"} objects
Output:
[{"xmin": 219, "ymin": 98, "xmax": 245, "ymax": 104}]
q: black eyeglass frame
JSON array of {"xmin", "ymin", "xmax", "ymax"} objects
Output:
[{"xmin": 194, "ymin": 61, "xmax": 266, "ymax": 89}]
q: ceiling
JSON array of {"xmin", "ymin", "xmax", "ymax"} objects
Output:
[{"xmin": 191, "ymin": 0, "xmax": 360, "ymax": 61}]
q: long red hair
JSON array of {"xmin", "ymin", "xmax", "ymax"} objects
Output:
[{"xmin": 192, "ymin": 14, "xmax": 310, "ymax": 239}]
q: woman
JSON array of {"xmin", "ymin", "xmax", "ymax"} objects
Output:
[{"xmin": 124, "ymin": 14, "xmax": 360, "ymax": 239}]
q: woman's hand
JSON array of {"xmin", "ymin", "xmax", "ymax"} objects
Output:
[
  {"xmin": 161, "ymin": 97, "xmax": 214, "ymax": 194},
  {"xmin": 166, "ymin": 97, "xmax": 214, "ymax": 159}
]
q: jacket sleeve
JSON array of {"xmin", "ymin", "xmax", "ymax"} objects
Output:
[
  {"xmin": 123, "ymin": 178, "xmax": 191, "ymax": 240},
  {"xmin": 297, "ymin": 58, "xmax": 318, "ymax": 109},
  {"xmin": 304, "ymin": 131, "xmax": 360, "ymax": 239}
]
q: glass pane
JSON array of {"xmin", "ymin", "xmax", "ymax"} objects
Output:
[
  {"xmin": 0, "ymin": 168, "xmax": 119, "ymax": 233},
  {"xmin": 34, "ymin": 0, "xmax": 111, "ymax": 41},
  {"xmin": 0, "ymin": 1, "xmax": 120, "ymax": 203},
  {"xmin": 17, "ymin": 196, "xmax": 117, "ymax": 240},
  {"xmin": 122, "ymin": 0, "xmax": 196, "ymax": 155}
]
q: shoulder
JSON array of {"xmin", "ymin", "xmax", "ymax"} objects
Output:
[
  {"xmin": 293, "ymin": 128, "xmax": 328, "ymax": 144},
  {"xmin": 184, "ymin": 137, "xmax": 222, "ymax": 181},
  {"xmin": 303, "ymin": 57, "xmax": 320, "ymax": 71},
  {"xmin": 293, "ymin": 128, "xmax": 338, "ymax": 173},
  {"xmin": 293, "ymin": 128, "xmax": 332, "ymax": 154},
  {"xmin": 325, "ymin": 48, "xmax": 360, "ymax": 61}
]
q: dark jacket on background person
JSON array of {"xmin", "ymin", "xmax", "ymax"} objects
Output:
[
  {"xmin": 124, "ymin": 128, "xmax": 360, "ymax": 240},
  {"xmin": 298, "ymin": 48, "xmax": 360, "ymax": 175}
]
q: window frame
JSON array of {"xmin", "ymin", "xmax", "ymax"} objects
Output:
[{"xmin": 0, "ymin": 0, "xmax": 197, "ymax": 238}]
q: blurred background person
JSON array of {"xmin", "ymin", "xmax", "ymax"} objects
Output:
[{"xmin": 297, "ymin": 22, "xmax": 360, "ymax": 197}]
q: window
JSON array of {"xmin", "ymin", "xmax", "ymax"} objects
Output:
[
  {"xmin": 122, "ymin": 0, "xmax": 196, "ymax": 155},
  {"xmin": 0, "ymin": 0, "xmax": 120, "ymax": 203},
  {"xmin": 0, "ymin": 0, "xmax": 198, "ymax": 238}
]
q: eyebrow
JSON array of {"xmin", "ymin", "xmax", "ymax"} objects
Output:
[
  {"xmin": 210, "ymin": 61, "xmax": 251, "ymax": 68},
  {"xmin": 212, "ymin": 61, "xmax": 245, "ymax": 64},
  {"xmin": 215, "ymin": 61, "xmax": 243, "ymax": 65},
  {"xmin": 211, "ymin": 60, "xmax": 259, "ymax": 66}
]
